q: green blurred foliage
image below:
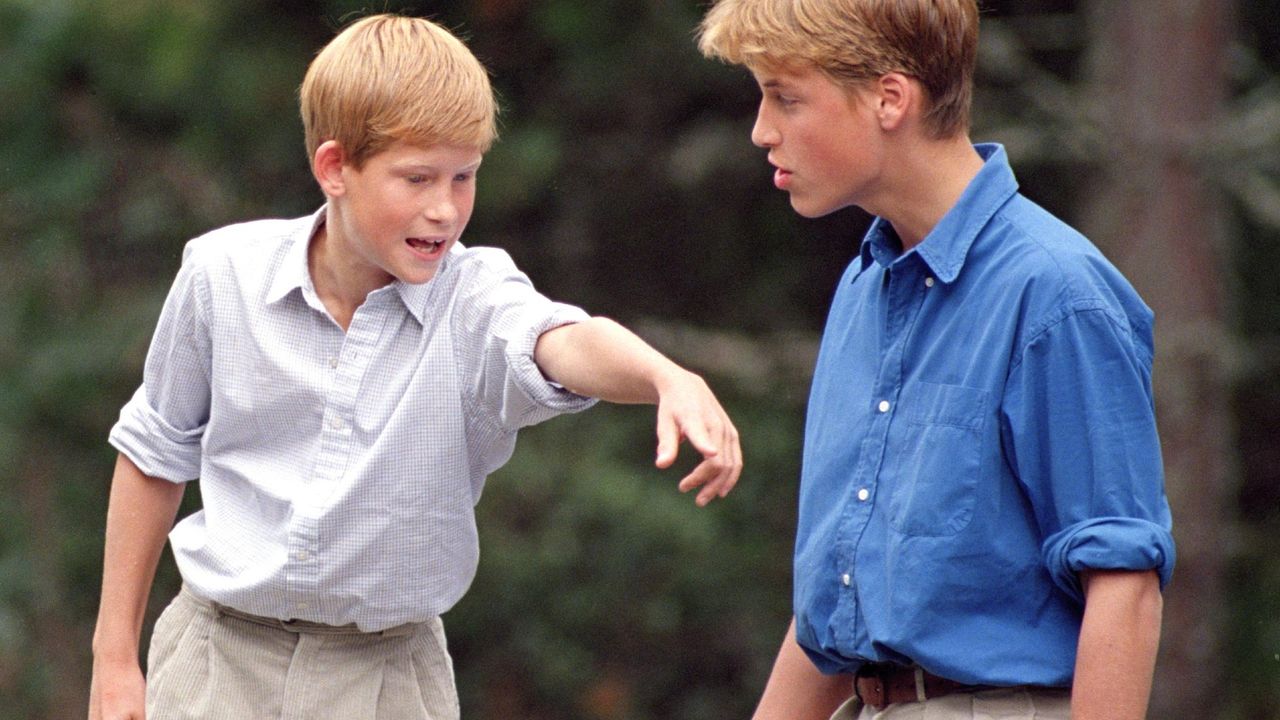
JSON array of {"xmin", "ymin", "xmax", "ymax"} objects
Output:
[
  {"xmin": 1, "ymin": 0, "xmax": 1278, "ymax": 718},
  {"xmin": 0, "ymin": 1, "xmax": 817, "ymax": 717},
  {"xmin": 451, "ymin": 402, "xmax": 802, "ymax": 719}
]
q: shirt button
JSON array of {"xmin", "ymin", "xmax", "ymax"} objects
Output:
[
  {"xmin": 841, "ymin": 573, "xmax": 851, "ymax": 586},
  {"xmin": 878, "ymin": 400, "xmax": 890, "ymax": 413},
  {"xmin": 329, "ymin": 357, "xmax": 338, "ymax": 369},
  {"xmin": 296, "ymin": 551, "xmax": 309, "ymax": 561},
  {"xmin": 857, "ymin": 488, "xmax": 870, "ymax": 502},
  {"xmin": 925, "ymin": 277, "xmax": 935, "ymax": 288},
  {"xmin": 330, "ymin": 416, "xmax": 343, "ymax": 431},
  {"xmin": 296, "ymin": 601, "xmax": 309, "ymax": 611}
]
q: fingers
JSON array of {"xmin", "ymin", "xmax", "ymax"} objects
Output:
[
  {"xmin": 668, "ymin": 412, "xmax": 742, "ymax": 507},
  {"xmin": 679, "ymin": 434, "xmax": 742, "ymax": 506},
  {"xmin": 651, "ymin": 372, "xmax": 742, "ymax": 506},
  {"xmin": 655, "ymin": 408, "xmax": 679, "ymax": 469}
]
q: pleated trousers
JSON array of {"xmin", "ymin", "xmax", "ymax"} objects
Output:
[{"xmin": 145, "ymin": 586, "xmax": 459, "ymax": 720}]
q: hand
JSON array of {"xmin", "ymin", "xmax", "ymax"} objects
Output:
[
  {"xmin": 89, "ymin": 657, "xmax": 146, "ymax": 720},
  {"xmin": 653, "ymin": 369, "xmax": 742, "ymax": 505}
]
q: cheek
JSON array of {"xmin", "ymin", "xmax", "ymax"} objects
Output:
[
  {"xmin": 455, "ymin": 188, "xmax": 478, "ymax": 222},
  {"xmin": 359, "ymin": 186, "xmax": 411, "ymax": 222},
  {"xmin": 810, "ymin": 135, "xmax": 857, "ymax": 178},
  {"xmin": 788, "ymin": 125, "xmax": 824, "ymax": 162}
]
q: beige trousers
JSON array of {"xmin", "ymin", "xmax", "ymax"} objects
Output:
[
  {"xmin": 145, "ymin": 586, "xmax": 459, "ymax": 720},
  {"xmin": 831, "ymin": 687, "xmax": 1072, "ymax": 720}
]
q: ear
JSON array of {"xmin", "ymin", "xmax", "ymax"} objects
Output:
[
  {"xmin": 312, "ymin": 140, "xmax": 348, "ymax": 198},
  {"xmin": 873, "ymin": 72, "xmax": 916, "ymax": 131}
]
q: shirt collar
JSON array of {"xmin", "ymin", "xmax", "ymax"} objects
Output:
[
  {"xmin": 264, "ymin": 205, "xmax": 444, "ymax": 326},
  {"xmin": 859, "ymin": 143, "xmax": 1019, "ymax": 283},
  {"xmin": 265, "ymin": 206, "xmax": 326, "ymax": 306},
  {"xmin": 392, "ymin": 267, "xmax": 440, "ymax": 325}
]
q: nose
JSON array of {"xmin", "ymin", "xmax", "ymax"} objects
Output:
[
  {"xmin": 423, "ymin": 188, "xmax": 458, "ymax": 226},
  {"xmin": 751, "ymin": 102, "xmax": 778, "ymax": 148}
]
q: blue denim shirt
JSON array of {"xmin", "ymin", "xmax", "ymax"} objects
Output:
[{"xmin": 794, "ymin": 144, "xmax": 1175, "ymax": 687}]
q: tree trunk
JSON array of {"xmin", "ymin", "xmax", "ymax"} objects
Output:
[{"xmin": 1080, "ymin": 2, "xmax": 1236, "ymax": 718}]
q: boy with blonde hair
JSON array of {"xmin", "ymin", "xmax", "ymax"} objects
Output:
[
  {"xmin": 699, "ymin": 1, "xmax": 1174, "ymax": 719},
  {"xmin": 89, "ymin": 14, "xmax": 741, "ymax": 720}
]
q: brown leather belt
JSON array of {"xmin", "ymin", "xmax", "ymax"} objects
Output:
[
  {"xmin": 854, "ymin": 663, "xmax": 983, "ymax": 710},
  {"xmin": 183, "ymin": 586, "xmax": 423, "ymax": 638},
  {"xmin": 210, "ymin": 601, "xmax": 421, "ymax": 637}
]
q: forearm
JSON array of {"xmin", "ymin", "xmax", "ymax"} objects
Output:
[
  {"xmin": 536, "ymin": 316, "xmax": 741, "ymax": 504},
  {"xmin": 753, "ymin": 618, "xmax": 853, "ymax": 720},
  {"xmin": 1071, "ymin": 570, "xmax": 1163, "ymax": 720},
  {"xmin": 92, "ymin": 453, "xmax": 186, "ymax": 663},
  {"xmin": 533, "ymin": 317, "xmax": 690, "ymax": 404}
]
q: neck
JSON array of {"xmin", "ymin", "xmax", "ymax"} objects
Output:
[
  {"xmin": 308, "ymin": 210, "xmax": 392, "ymax": 331},
  {"xmin": 865, "ymin": 134, "xmax": 985, "ymax": 252}
]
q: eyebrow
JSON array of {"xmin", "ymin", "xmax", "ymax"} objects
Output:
[{"xmin": 396, "ymin": 159, "xmax": 483, "ymax": 174}]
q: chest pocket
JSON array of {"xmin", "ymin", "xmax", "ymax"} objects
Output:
[{"xmin": 883, "ymin": 381, "xmax": 989, "ymax": 537}]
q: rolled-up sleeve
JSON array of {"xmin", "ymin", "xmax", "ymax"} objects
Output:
[
  {"xmin": 1042, "ymin": 517, "xmax": 1174, "ymax": 603},
  {"xmin": 1001, "ymin": 304, "xmax": 1175, "ymax": 604},
  {"xmin": 455, "ymin": 249, "xmax": 597, "ymax": 431},
  {"xmin": 109, "ymin": 247, "xmax": 212, "ymax": 482}
]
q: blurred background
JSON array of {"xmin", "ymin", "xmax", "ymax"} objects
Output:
[{"xmin": 1, "ymin": 0, "xmax": 1277, "ymax": 718}]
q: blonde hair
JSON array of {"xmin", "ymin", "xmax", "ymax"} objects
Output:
[
  {"xmin": 698, "ymin": 0, "xmax": 979, "ymax": 139},
  {"xmin": 300, "ymin": 14, "xmax": 497, "ymax": 167}
]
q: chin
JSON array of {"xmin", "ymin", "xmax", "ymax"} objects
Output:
[
  {"xmin": 791, "ymin": 199, "xmax": 838, "ymax": 219},
  {"xmin": 790, "ymin": 191, "xmax": 855, "ymax": 219},
  {"xmin": 396, "ymin": 267, "xmax": 440, "ymax": 285}
]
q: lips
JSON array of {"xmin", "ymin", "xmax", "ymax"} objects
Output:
[
  {"xmin": 773, "ymin": 167, "xmax": 793, "ymax": 190},
  {"xmin": 768, "ymin": 154, "xmax": 793, "ymax": 190}
]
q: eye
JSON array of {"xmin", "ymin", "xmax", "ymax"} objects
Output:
[
  {"xmin": 406, "ymin": 174, "xmax": 426, "ymax": 184},
  {"xmin": 453, "ymin": 171, "xmax": 476, "ymax": 183},
  {"xmin": 764, "ymin": 90, "xmax": 797, "ymax": 110}
]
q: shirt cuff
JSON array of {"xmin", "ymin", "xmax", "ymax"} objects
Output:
[
  {"xmin": 1041, "ymin": 517, "xmax": 1176, "ymax": 604},
  {"xmin": 501, "ymin": 303, "xmax": 598, "ymax": 423},
  {"xmin": 108, "ymin": 387, "xmax": 204, "ymax": 483}
]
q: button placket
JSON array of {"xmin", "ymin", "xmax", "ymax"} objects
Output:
[{"xmin": 832, "ymin": 259, "xmax": 928, "ymax": 646}]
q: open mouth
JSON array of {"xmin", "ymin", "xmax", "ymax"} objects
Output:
[{"xmin": 406, "ymin": 237, "xmax": 446, "ymax": 255}]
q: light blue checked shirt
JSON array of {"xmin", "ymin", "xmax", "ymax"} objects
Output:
[{"xmin": 111, "ymin": 208, "xmax": 596, "ymax": 631}]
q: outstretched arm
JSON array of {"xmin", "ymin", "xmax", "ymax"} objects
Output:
[
  {"xmin": 89, "ymin": 454, "xmax": 186, "ymax": 720},
  {"xmin": 753, "ymin": 618, "xmax": 854, "ymax": 720},
  {"xmin": 534, "ymin": 317, "xmax": 742, "ymax": 505},
  {"xmin": 1071, "ymin": 569, "xmax": 1163, "ymax": 720}
]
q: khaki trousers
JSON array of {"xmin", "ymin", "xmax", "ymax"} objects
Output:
[
  {"xmin": 145, "ymin": 586, "xmax": 459, "ymax": 720},
  {"xmin": 831, "ymin": 687, "xmax": 1072, "ymax": 720}
]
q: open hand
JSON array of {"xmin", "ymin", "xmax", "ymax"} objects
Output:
[{"xmin": 653, "ymin": 370, "xmax": 742, "ymax": 505}]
